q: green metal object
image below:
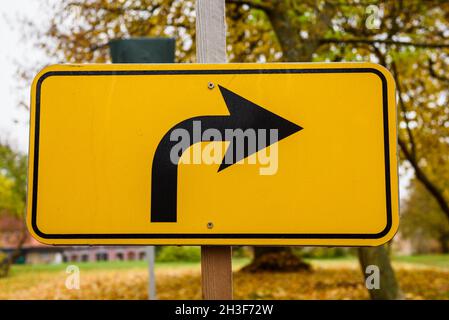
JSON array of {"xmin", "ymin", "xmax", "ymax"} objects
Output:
[{"xmin": 109, "ymin": 37, "xmax": 175, "ymax": 63}]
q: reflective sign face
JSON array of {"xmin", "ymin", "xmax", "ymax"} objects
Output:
[{"xmin": 27, "ymin": 63, "xmax": 398, "ymax": 246}]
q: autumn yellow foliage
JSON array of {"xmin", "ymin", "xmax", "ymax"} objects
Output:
[{"xmin": 1, "ymin": 265, "xmax": 448, "ymax": 300}]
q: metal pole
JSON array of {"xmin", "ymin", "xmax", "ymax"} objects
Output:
[
  {"xmin": 146, "ymin": 246, "xmax": 156, "ymax": 300},
  {"xmin": 109, "ymin": 37, "xmax": 175, "ymax": 300},
  {"xmin": 196, "ymin": 0, "xmax": 233, "ymax": 300}
]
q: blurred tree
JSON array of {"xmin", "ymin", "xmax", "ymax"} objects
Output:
[
  {"xmin": 358, "ymin": 244, "xmax": 402, "ymax": 299},
  {"xmin": 20, "ymin": 0, "xmax": 449, "ymax": 298},
  {"xmin": 241, "ymin": 247, "xmax": 311, "ymax": 273},
  {"xmin": 401, "ymin": 179, "xmax": 449, "ymax": 253},
  {"xmin": 0, "ymin": 143, "xmax": 28, "ymax": 277}
]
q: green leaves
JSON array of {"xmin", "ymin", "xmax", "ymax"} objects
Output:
[{"xmin": 0, "ymin": 143, "xmax": 27, "ymax": 218}]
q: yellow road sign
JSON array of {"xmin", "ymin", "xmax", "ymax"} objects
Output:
[{"xmin": 27, "ymin": 63, "xmax": 398, "ymax": 246}]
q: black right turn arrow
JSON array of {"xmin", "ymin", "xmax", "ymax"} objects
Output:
[{"xmin": 151, "ymin": 85, "xmax": 303, "ymax": 222}]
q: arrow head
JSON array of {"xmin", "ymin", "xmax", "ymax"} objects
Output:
[{"xmin": 217, "ymin": 85, "xmax": 303, "ymax": 172}]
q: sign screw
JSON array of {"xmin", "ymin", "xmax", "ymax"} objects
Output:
[
  {"xmin": 207, "ymin": 222, "xmax": 214, "ymax": 229},
  {"xmin": 207, "ymin": 82, "xmax": 215, "ymax": 90}
]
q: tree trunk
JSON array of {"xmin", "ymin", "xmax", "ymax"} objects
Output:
[
  {"xmin": 0, "ymin": 224, "xmax": 27, "ymax": 278},
  {"xmin": 241, "ymin": 247, "xmax": 311, "ymax": 273},
  {"xmin": 266, "ymin": 2, "xmax": 311, "ymax": 62},
  {"xmin": 438, "ymin": 234, "xmax": 449, "ymax": 253},
  {"xmin": 358, "ymin": 246, "xmax": 403, "ymax": 300},
  {"xmin": 265, "ymin": 0, "xmax": 335, "ymax": 62},
  {"xmin": 0, "ymin": 256, "xmax": 9, "ymax": 278}
]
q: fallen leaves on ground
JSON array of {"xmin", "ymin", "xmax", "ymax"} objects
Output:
[{"xmin": 1, "ymin": 266, "xmax": 449, "ymax": 300}]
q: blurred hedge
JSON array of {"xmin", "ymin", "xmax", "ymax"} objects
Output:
[
  {"xmin": 156, "ymin": 246, "xmax": 201, "ymax": 262},
  {"xmin": 297, "ymin": 247, "xmax": 352, "ymax": 259}
]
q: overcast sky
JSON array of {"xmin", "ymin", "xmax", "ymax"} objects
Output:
[{"xmin": 0, "ymin": 0, "xmax": 50, "ymax": 153}]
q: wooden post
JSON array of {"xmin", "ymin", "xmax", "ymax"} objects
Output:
[
  {"xmin": 196, "ymin": 0, "xmax": 233, "ymax": 300},
  {"xmin": 201, "ymin": 246, "xmax": 233, "ymax": 299},
  {"xmin": 196, "ymin": 0, "xmax": 226, "ymax": 64}
]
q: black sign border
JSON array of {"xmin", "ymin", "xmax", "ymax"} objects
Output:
[{"xmin": 31, "ymin": 67, "xmax": 395, "ymax": 240}]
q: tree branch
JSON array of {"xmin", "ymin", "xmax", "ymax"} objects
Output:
[
  {"xmin": 391, "ymin": 61, "xmax": 418, "ymax": 162},
  {"xmin": 225, "ymin": 0, "xmax": 273, "ymax": 12},
  {"xmin": 371, "ymin": 46, "xmax": 418, "ymax": 162},
  {"xmin": 320, "ymin": 38, "xmax": 449, "ymax": 49},
  {"xmin": 428, "ymin": 58, "xmax": 449, "ymax": 83},
  {"xmin": 398, "ymin": 136, "xmax": 449, "ymax": 220},
  {"xmin": 90, "ymin": 42, "xmax": 109, "ymax": 52},
  {"xmin": 370, "ymin": 46, "xmax": 449, "ymax": 220},
  {"xmin": 66, "ymin": 2, "xmax": 157, "ymax": 14},
  {"xmin": 390, "ymin": 58, "xmax": 449, "ymax": 221}
]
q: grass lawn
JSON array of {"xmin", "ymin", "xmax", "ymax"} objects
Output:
[
  {"xmin": 2, "ymin": 255, "xmax": 449, "ymax": 299},
  {"xmin": 393, "ymin": 254, "xmax": 449, "ymax": 269},
  {"xmin": 307, "ymin": 254, "xmax": 449, "ymax": 269},
  {"xmin": 7, "ymin": 254, "xmax": 449, "ymax": 276},
  {"xmin": 6, "ymin": 257, "xmax": 251, "ymax": 277},
  {"xmin": 0, "ymin": 257, "xmax": 249, "ymax": 299}
]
